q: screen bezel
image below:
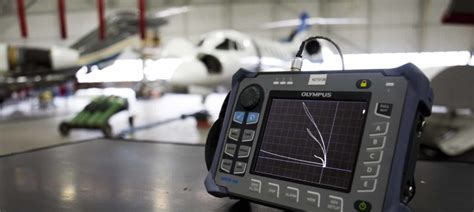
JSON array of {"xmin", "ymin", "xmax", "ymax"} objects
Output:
[{"xmin": 249, "ymin": 91, "xmax": 371, "ymax": 193}]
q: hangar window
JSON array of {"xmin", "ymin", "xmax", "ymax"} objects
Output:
[{"xmin": 216, "ymin": 38, "xmax": 239, "ymax": 51}]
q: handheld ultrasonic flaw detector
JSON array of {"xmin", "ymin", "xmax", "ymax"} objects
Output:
[{"xmin": 205, "ymin": 62, "xmax": 433, "ymax": 212}]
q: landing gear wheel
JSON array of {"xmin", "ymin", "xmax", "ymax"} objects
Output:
[
  {"xmin": 102, "ymin": 124, "xmax": 113, "ymax": 138},
  {"xmin": 128, "ymin": 116, "xmax": 135, "ymax": 128},
  {"xmin": 59, "ymin": 122, "xmax": 70, "ymax": 137}
]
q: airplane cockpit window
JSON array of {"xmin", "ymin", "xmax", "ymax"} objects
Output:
[
  {"xmin": 231, "ymin": 41, "xmax": 238, "ymax": 50},
  {"xmin": 197, "ymin": 39, "xmax": 204, "ymax": 47},
  {"xmin": 215, "ymin": 38, "xmax": 239, "ymax": 51}
]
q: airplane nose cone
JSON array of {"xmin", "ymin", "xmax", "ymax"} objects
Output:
[{"xmin": 170, "ymin": 57, "xmax": 208, "ymax": 87}]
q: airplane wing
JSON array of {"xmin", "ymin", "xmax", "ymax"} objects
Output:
[
  {"xmin": 262, "ymin": 17, "xmax": 367, "ymax": 29},
  {"xmin": 3, "ymin": 66, "xmax": 80, "ymax": 78},
  {"xmin": 261, "ymin": 12, "xmax": 366, "ymax": 30},
  {"xmin": 71, "ymin": 6, "xmax": 191, "ymax": 66}
]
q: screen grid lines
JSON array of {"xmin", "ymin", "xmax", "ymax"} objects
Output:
[{"xmin": 253, "ymin": 98, "xmax": 367, "ymax": 191}]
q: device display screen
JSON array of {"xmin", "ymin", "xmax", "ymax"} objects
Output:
[{"xmin": 252, "ymin": 96, "xmax": 368, "ymax": 192}]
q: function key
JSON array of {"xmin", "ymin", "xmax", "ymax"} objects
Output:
[
  {"xmin": 284, "ymin": 187, "xmax": 299, "ymax": 203},
  {"xmin": 220, "ymin": 159, "xmax": 233, "ymax": 173},
  {"xmin": 327, "ymin": 195, "xmax": 344, "ymax": 212},
  {"xmin": 367, "ymin": 136, "xmax": 386, "ymax": 150},
  {"xmin": 357, "ymin": 179, "xmax": 377, "ymax": 193},
  {"xmin": 242, "ymin": 129, "xmax": 255, "ymax": 142},
  {"xmin": 233, "ymin": 111, "xmax": 245, "ymax": 124},
  {"xmin": 249, "ymin": 179, "xmax": 261, "ymax": 193},
  {"xmin": 246, "ymin": 112, "xmax": 260, "ymax": 125},
  {"xmin": 238, "ymin": 145, "xmax": 251, "ymax": 158},
  {"xmin": 267, "ymin": 183, "xmax": 280, "ymax": 198},
  {"xmin": 228, "ymin": 128, "xmax": 241, "ymax": 141},
  {"xmin": 224, "ymin": 143, "xmax": 237, "ymax": 157},
  {"xmin": 363, "ymin": 150, "xmax": 383, "ymax": 164},
  {"xmin": 375, "ymin": 103, "xmax": 393, "ymax": 118},
  {"xmin": 361, "ymin": 164, "xmax": 380, "ymax": 178},
  {"xmin": 369, "ymin": 122, "xmax": 389, "ymax": 136},
  {"xmin": 234, "ymin": 161, "xmax": 247, "ymax": 174},
  {"xmin": 306, "ymin": 191, "xmax": 321, "ymax": 208}
]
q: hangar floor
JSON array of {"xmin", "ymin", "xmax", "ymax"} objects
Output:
[
  {"xmin": 0, "ymin": 94, "xmax": 226, "ymax": 156},
  {"xmin": 0, "ymin": 138, "xmax": 472, "ymax": 211},
  {"xmin": 1, "ymin": 94, "xmax": 473, "ymax": 211}
]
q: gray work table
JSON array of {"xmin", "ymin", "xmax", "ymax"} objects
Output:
[{"xmin": 0, "ymin": 139, "xmax": 472, "ymax": 211}]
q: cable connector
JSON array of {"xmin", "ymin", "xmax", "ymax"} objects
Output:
[
  {"xmin": 290, "ymin": 57, "xmax": 303, "ymax": 72},
  {"xmin": 293, "ymin": 36, "xmax": 345, "ymax": 71}
]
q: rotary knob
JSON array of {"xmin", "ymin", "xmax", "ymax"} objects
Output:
[{"xmin": 239, "ymin": 85, "xmax": 262, "ymax": 110}]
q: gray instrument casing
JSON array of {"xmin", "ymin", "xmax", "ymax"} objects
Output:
[{"xmin": 205, "ymin": 63, "xmax": 433, "ymax": 212}]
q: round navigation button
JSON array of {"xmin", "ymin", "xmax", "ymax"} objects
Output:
[
  {"xmin": 239, "ymin": 85, "xmax": 262, "ymax": 110},
  {"xmin": 354, "ymin": 200, "xmax": 372, "ymax": 212}
]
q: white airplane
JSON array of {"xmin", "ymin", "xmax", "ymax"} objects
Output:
[
  {"xmin": 160, "ymin": 13, "xmax": 338, "ymax": 91},
  {"xmin": 76, "ymin": 12, "xmax": 361, "ymax": 88}
]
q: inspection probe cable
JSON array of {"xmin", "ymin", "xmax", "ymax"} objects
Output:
[
  {"xmin": 117, "ymin": 110, "xmax": 210, "ymax": 138},
  {"xmin": 291, "ymin": 36, "xmax": 345, "ymax": 72}
]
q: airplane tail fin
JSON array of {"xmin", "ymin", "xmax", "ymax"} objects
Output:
[
  {"xmin": 284, "ymin": 12, "xmax": 310, "ymax": 43},
  {"xmin": 285, "ymin": 12, "xmax": 324, "ymax": 63}
]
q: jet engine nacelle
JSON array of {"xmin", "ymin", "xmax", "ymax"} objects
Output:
[
  {"xmin": 303, "ymin": 40, "xmax": 324, "ymax": 63},
  {"xmin": 0, "ymin": 43, "xmax": 79, "ymax": 74},
  {"xmin": 304, "ymin": 40, "xmax": 321, "ymax": 55}
]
